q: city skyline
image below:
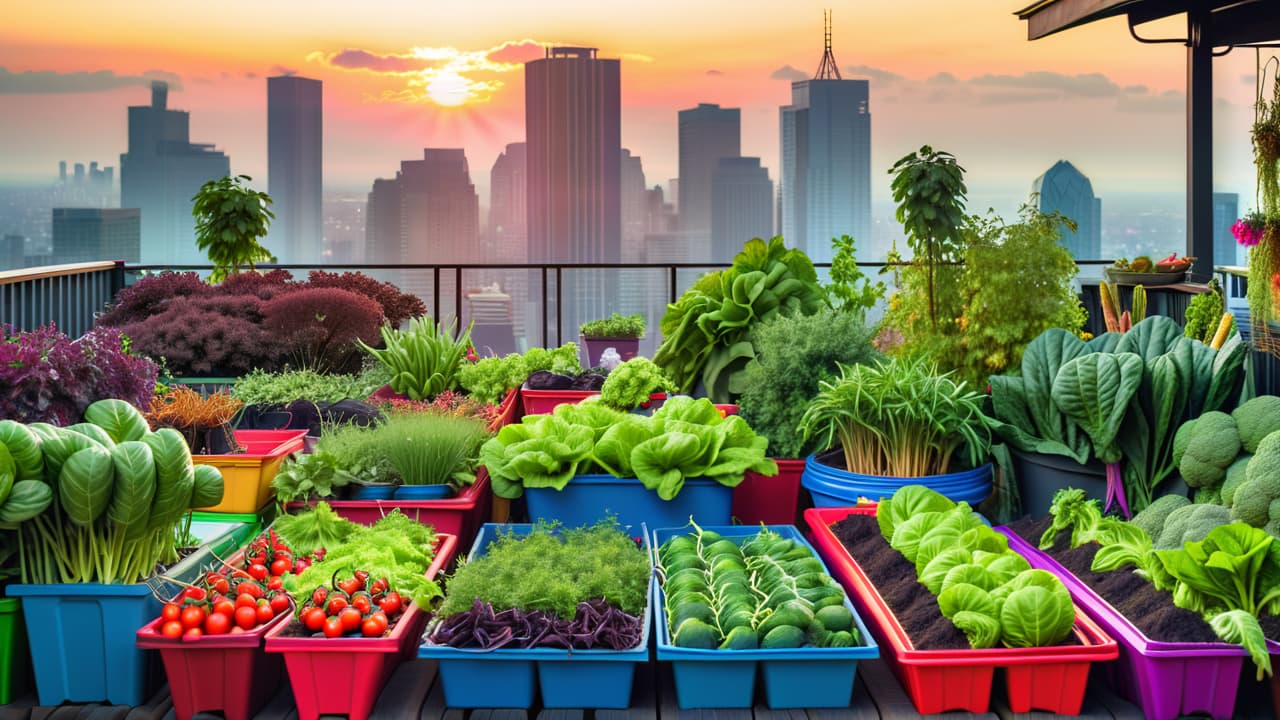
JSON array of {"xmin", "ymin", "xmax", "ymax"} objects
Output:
[{"xmin": 0, "ymin": 3, "xmax": 1264, "ymax": 216}]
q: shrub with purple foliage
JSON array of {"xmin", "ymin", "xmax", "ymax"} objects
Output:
[
  {"xmin": 215, "ymin": 269, "xmax": 297, "ymax": 300},
  {"xmin": 96, "ymin": 272, "xmax": 210, "ymax": 326},
  {"xmin": 307, "ymin": 270, "xmax": 426, "ymax": 326},
  {"xmin": 0, "ymin": 324, "xmax": 159, "ymax": 424},
  {"xmin": 120, "ymin": 295, "xmax": 278, "ymax": 376},
  {"xmin": 262, "ymin": 287, "xmax": 383, "ymax": 373}
]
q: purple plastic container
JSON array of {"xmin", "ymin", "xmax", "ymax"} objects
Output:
[{"xmin": 998, "ymin": 527, "xmax": 1278, "ymax": 720}]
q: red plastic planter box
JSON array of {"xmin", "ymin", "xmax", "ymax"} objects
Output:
[
  {"xmin": 805, "ymin": 506, "xmax": 1119, "ymax": 715},
  {"xmin": 733, "ymin": 458, "xmax": 803, "ymax": 525},
  {"xmin": 263, "ymin": 534, "xmax": 459, "ymax": 720},
  {"xmin": 520, "ymin": 386, "xmax": 665, "ymax": 416},
  {"xmin": 287, "ymin": 470, "xmax": 494, "ymax": 547}
]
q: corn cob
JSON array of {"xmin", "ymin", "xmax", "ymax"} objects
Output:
[
  {"xmin": 1210, "ymin": 312, "xmax": 1234, "ymax": 350},
  {"xmin": 1132, "ymin": 285, "xmax": 1147, "ymax": 324}
]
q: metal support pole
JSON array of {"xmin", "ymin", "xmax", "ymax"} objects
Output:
[
  {"xmin": 454, "ymin": 267, "xmax": 462, "ymax": 327},
  {"xmin": 541, "ymin": 267, "xmax": 549, "ymax": 348},
  {"xmin": 555, "ymin": 267, "xmax": 563, "ymax": 347},
  {"xmin": 432, "ymin": 267, "xmax": 441, "ymax": 320},
  {"xmin": 1187, "ymin": 5, "xmax": 1215, "ymax": 282},
  {"xmin": 669, "ymin": 265, "xmax": 678, "ymax": 305}
]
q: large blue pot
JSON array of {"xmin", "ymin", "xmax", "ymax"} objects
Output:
[{"xmin": 802, "ymin": 450, "xmax": 993, "ymax": 506}]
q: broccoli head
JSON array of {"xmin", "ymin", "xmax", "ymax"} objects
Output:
[
  {"xmin": 1131, "ymin": 493, "xmax": 1191, "ymax": 540},
  {"xmin": 1221, "ymin": 455, "xmax": 1253, "ymax": 508},
  {"xmin": 1194, "ymin": 487, "xmax": 1222, "ymax": 505},
  {"xmin": 1233, "ymin": 432, "xmax": 1280, "ymax": 527},
  {"xmin": 1174, "ymin": 411, "xmax": 1242, "ymax": 489},
  {"xmin": 1232, "ymin": 395, "xmax": 1280, "ymax": 454},
  {"xmin": 1155, "ymin": 503, "xmax": 1232, "ymax": 550}
]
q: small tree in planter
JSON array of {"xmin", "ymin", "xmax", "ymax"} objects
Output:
[
  {"xmin": 192, "ymin": 174, "xmax": 275, "ymax": 283},
  {"xmin": 579, "ymin": 312, "xmax": 646, "ymax": 367}
]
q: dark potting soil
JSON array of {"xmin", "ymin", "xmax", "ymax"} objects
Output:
[
  {"xmin": 1004, "ymin": 516, "xmax": 1223, "ymax": 644},
  {"xmin": 829, "ymin": 514, "xmax": 974, "ymax": 650},
  {"xmin": 525, "ymin": 370, "xmax": 606, "ymax": 391}
]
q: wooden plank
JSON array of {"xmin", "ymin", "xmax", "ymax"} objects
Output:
[
  {"xmin": 598, "ymin": 659, "xmax": 657, "ymax": 720},
  {"xmin": 533, "ymin": 711, "xmax": 582, "ymax": 720},
  {"xmin": 0, "ymin": 695, "xmax": 35, "ymax": 720},
  {"xmin": 49, "ymin": 705, "xmax": 90, "ymax": 720},
  {"xmin": 803, "ymin": 674, "xmax": 880, "ymax": 720},
  {"xmin": 370, "ymin": 660, "xmax": 436, "ymax": 720},
  {"xmin": 122, "ymin": 686, "xmax": 171, "ymax": 720},
  {"xmin": 469, "ymin": 711, "xmax": 527, "ymax": 720},
  {"xmin": 27, "ymin": 705, "xmax": 56, "ymax": 720},
  {"xmin": 419, "ymin": 669, "xmax": 451, "ymax": 720},
  {"xmin": 84, "ymin": 709, "xmax": 130, "ymax": 720},
  {"xmin": 751, "ymin": 707, "xmax": 806, "ymax": 720},
  {"xmin": 655, "ymin": 663, "xmax": 751, "ymax": 720}
]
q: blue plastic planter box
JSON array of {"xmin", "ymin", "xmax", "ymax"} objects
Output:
[
  {"xmin": 652, "ymin": 524, "xmax": 879, "ymax": 709},
  {"xmin": 9, "ymin": 525, "xmax": 245, "ymax": 706},
  {"xmin": 418, "ymin": 523, "xmax": 652, "ymax": 709},
  {"xmin": 524, "ymin": 474, "xmax": 730, "ymax": 532}
]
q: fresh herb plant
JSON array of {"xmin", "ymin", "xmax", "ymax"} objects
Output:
[
  {"xmin": 377, "ymin": 411, "xmax": 490, "ymax": 486},
  {"xmin": 233, "ymin": 369, "xmax": 364, "ymax": 409},
  {"xmin": 598, "ymin": 357, "xmax": 674, "ymax": 410},
  {"xmin": 456, "ymin": 343, "xmax": 582, "ymax": 405},
  {"xmin": 360, "ymin": 316, "xmax": 473, "ymax": 402},
  {"xmin": 580, "ymin": 312, "xmax": 646, "ymax": 339},
  {"xmin": 191, "ymin": 175, "xmax": 275, "ymax": 283},
  {"xmin": 826, "ymin": 235, "xmax": 887, "ymax": 320}
]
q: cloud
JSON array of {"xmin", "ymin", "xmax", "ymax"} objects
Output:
[
  {"xmin": 970, "ymin": 71, "xmax": 1120, "ymax": 98},
  {"xmin": 0, "ymin": 67, "xmax": 182, "ymax": 94},
  {"xmin": 1117, "ymin": 88, "xmax": 1184, "ymax": 113},
  {"xmin": 844, "ymin": 65, "xmax": 903, "ymax": 84},
  {"xmin": 619, "ymin": 53, "xmax": 654, "ymax": 63},
  {"xmin": 706, "ymin": 69, "xmax": 724, "ymax": 76},
  {"xmin": 1123, "ymin": 84, "xmax": 1148, "ymax": 94},
  {"xmin": 486, "ymin": 39, "xmax": 544, "ymax": 65},
  {"xmin": 313, "ymin": 48, "xmax": 438, "ymax": 74},
  {"xmin": 270, "ymin": 65, "xmax": 298, "ymax": 77},
  {"xmin": 243, "ymin": 72, "xmax": 258, "ymax": 79},
  {"xmin": 977, "ymin": 90, "xmax": 1061, "ymax": 105},
  {"xmin": 926, "ymin": 72, "xmax": 958, "ymax": 85},
  {"xmin": 771, "ymin": 65, "xmax": 808, "ymax": 82}
]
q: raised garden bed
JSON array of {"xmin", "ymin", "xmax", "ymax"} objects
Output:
[{"xmin": 192, "ymin": 429, "xmax": 308, "ymax": 513}]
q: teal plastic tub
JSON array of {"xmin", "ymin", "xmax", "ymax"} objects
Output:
[
  {"xmin": 523, "ymin": 474, "xmax": 730, "ymax": 533},
  {"xmin": 417, "ymin": 523, "xmax": 652, "ymax": 709},
  {"xmin": 0, "ymin": 598, "xmax": 29, "ymax": 705},
  {"xmin": 652, "ymin": 524, "xmax": 879, "ymax": 709}
]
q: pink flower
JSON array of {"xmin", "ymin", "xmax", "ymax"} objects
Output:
[{"xmin": 1233, "ymin": 215, "xmax": 1265, "ymax": 247}]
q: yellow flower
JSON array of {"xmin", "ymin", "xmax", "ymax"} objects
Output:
[{"xmin": 1079, "ymin": 331, "xmax": 1095, "ymax": 341}]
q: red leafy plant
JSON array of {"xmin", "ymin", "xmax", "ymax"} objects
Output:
[
  {"xmin": 307, "ymin": 270, "xmax": 426, "ymax": 327},
  {"xmin": 119, "ymin": 295, "xmax": 277, "ymax": 376},
  {"xmin": 262, "ymin": 288, "xmax": 383, "ymax": 374}
]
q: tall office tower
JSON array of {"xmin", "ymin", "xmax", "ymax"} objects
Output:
[
  {"xmin": 488, "ymin": 143, "xmax": 530, "ymax": 347},
  {"xmin": 779, "ymin": 12, "xmax": 871, "ymax": 263},
  {"xmin": 678, "ymin": 103, "xmax": 741, "ymax": 241},
  {"xmin": 365, "ymin": 178, "xmax": 403, "ymax": 264},
  {"xmin": 620, "ymin": 149, "xmax": 648, "ymax": 259},
  {"xmin": 397, "ymin": 149, "xmax": 479, "ymax": 264},
  {"xmin": 711, "ymin": 157, "xmax": 773, "ymax": 261},
  {"xmin": 120, "ymin": 81, "xmax": 231, "ymax": 264},
  {"xmin": 2, "ymin": 235, "xmax": 25, "ymax": 271},
  {"xmin": 58, "ymin": 162, "xmax": 67, "ymax": 182},
  {"xmin": 525, "ymin": 46, "xmax": 622, "ymax": 339},
  {"xmin": 51, "ymin": 208, "xmax": 141, "ymax": 264},
  {"xmin": 1213, "ymin": 192, "xmax": 1241, "ymax": 267},
  {"xmin": 1032, "ymin": 160, "xmax": 1102, "ymax": 260},
  {"xmin": 268, "ymin": 75, "xmax": 323, "ymax": 264}
]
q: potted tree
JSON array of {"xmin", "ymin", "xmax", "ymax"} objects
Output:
[
  {"xmin": 579, "ymin": 312, "xmax": 645, "ymax": 368},
  {"xmin": 798, "ymin": 357, "xmax": 994, "ymax": 506},
  {"xmin": 191, "ymin": 174, "xmax": 275, "ymax": 283}
]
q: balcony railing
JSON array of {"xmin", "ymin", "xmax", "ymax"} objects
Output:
[{"xmin": 0, "ymin": 260, "xmax": 126, "ymax": 338}]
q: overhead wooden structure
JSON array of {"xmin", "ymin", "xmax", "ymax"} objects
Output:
[{"xmin": 1015, "ymin": 0, "xmax": 1280, "ymax": 281}]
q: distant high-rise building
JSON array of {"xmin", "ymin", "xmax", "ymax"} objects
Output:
[
  {"xmin": 620, "ymin": 149, "xmax": 648, "ymax": 260},
  {"xmin": 120, "ymin": 81, "xmax": 230, "ymax": 264},
  {"xmin": 779, "ymin": 14, "xmax": 871, "ymax": 263},
  {"xmin": 1032, "ymin": 160, "xmax": 1102, "ymax": 260},
  {"xmin": 678, "ymin": 104, "xmax": 741, "ymax": 240},
  {"xmin": 268, "ymin": 75, "xmax": 323, "ymax": 264},
  {"xmin": 712, "ymin": 157, "xmax": 773, "ymax": 262},
  {"xmin": 646, "ymin": 185, "xmax": 676, "ymax": 235},
  {"xmin": 525, "ymin": 46, "xmax": 622, "ymax": 337},
  {"xmin": 1213, "ymin": 192, "xmax": 1241, "ymax": 267},
  {"xmin": 2, "ymin": 234, "xmax": 25, "ymax": 271},
  {"xmin": 365, "ymin": 178, "xmax": 402, "ymax": 264},
  {"xmin": 398, "ymin": 149, "xmax": 479, "ymax": 264},
  {"xmin": 488, "ymin": 143, "xmax": 527, "ymax": 264},
  {"xmin": 51, "ymin": 208, "xmax": 141, "ymax": 264}
]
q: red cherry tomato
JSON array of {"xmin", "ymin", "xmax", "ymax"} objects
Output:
[
  {"xmin": 204, "ymin": 611, "xmax": 231, "ymax": 635},
  {"xmin": 256, "ymin": 603, "xmax": 275, "ymax": 624},
  {"xmin": 322, "ymin": 616, "xmax": 344, "ymax": 638},
  {"xmin": 161, "ymin": 621, "xmax": 183, "ymax": 639},
  {"xmin": 180, "ymin": 605, "xmax": 207, "ymax": 630},
  {"xmin": 270, "ymin": 557, "xmax": 292, "ymax": 576},
  {"xmin": 248, "ymin": 564, "xmax": 269, "ymax": 581},
  {"xmin": 267, "ymin": 576, "xmax": 283, "ymax": 592},
  {"xmin": 269, "ymin": 593, "xmax": 291, "ymax": 615},
  {"xmin": 234, "ymin": 605, "xmax": 259, "ymax": 631},
  {"xmin": 161, "ymin": 603, "xmax": 181, "ymax": 623},
  {"xmin": 351, "ymin": 594, "xmax": 372, "ymax": 616},
  {"xmin": 229, "ymin": 626, "xmax": 246, "ymax": 635},
  {"xmin": 238, "ymin": 581, "xmax": 264, "ymax": 599},
  {"xmin": 184, "ymin": 627, "xmax": 203, "ymax": 638},
  {"xmin": 303, "ymin": 607, "xmax": 327, "ymax": 632},
  {"xmin": 212, "ymin": 598, "xmax": 235, "ymax": 617},
  {"xmin": 378, "ymin": 592, "xmax": 402, "ymax": 616},
  {"xmin": 339, "ymin": 607, "xmax": 363, "ymax": 633},
  {"xmin": 235, "ymin": 593, "xmax": 258, "ymax": 609},
  {"xmin": 361, "ymin": 612, "xmax": 389, "ymax": 637},
  {"xmin": 326, "ymin": 596, "xmax": 348, "ymax": 615}
]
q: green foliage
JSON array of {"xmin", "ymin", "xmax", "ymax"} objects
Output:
[
  {"xmin": 457, "ymin": 344, "xmax": 582, "ymax": 405},
  {"xmin": 284, "ymin": 510, "xmax": 441, "ymax": 606},
  {"xmin": 598, "ymin": 357, "xmax": 674, "ymax": 411},
  {"xmin": 826, "ymin": 235, "xmax": 886, "ymax": 320},
  {"xmin": 737, "ymin": 310, "xmax": 879, "ymax": 459},
  {"xmin": 1231, "ymin": 431, "xmax": 1280, "ymax": 529},
  {"xmin": 1184, "ymin": 279, "xmax": 1233, "ymax": 344},
  {"xmin": 657, "ymin": 525, "xmax": 857, "ymax": 651},
  {"xmin": 579, "ymin": 312, "xmax": 646, "ymax": 339},
  {"xmin": 439, "ymin": 520, "xmax": 650, "ymax": 620},
  {"xmin": 232, "ymin": 369, "xmax": 365, "ymax": 408},
  {"xmin": 653, "ymin": 237, "xmax": 828, "ymax": 403},
  {"xmin": 1156, "ymin": 503, "xmax": 1233, "ymax": 550},
  {"xmin": 269, "ymin": 451, "xmax": 361, "ymax": 505},
  {"xmin": 1131, "ymin": 493, "xmax": 1191, "ymax": 541},
  {"xmin": 191, "ymin": 175, "xmax": 275, "ymax": 283},
  {"xmin": 377, "ymin": 411, "xmax": 490, "ymax": 486},
  {"xmin": 272, "ymin": 501, "xmax": 358, "ymax": 556},
  {"xmin": 798, "ymin": 356, "xmax": 989, "ymax": 478},
  {"xmin": 1234, "ymin": 396, "xmax": 1280, "ymax": 454},
  {"xmin": 359, "ymin": 316, "xmax": 473, "ymax": 401},
  {"xmin": 888, "ymin": 146, "xmax": 968, "ymax": 328}
]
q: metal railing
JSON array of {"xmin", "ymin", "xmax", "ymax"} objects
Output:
[{"xmin": 0, "ymin": 260, "xmax": 126, "ymax": 337}]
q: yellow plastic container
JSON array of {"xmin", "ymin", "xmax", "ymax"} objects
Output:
[{"xmin": 192, "ymin": 429, "xmax": 307, "ymax": 513}]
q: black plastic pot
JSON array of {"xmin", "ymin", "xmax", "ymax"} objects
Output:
[{"xmin": 1010, "ymin": 447, "xmax": 1107, "ymax": 517}]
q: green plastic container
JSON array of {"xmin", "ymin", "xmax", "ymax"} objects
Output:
[
  {"xmin": 188, "ymin": 511, "xmax": 262, "ymax": 556},
  {"xmin": 0, "ymin": 598, "xmax": 30, "ymax": 704}
]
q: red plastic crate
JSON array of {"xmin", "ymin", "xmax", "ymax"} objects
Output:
[
  {"xmin": 520, "ymin": 387, "xmax": 666, "ymax": 416},
  {"xmin": 804, "ymin": 505, "xmax": 1118, "ymax": 715},
  {"xmin": 733, "ymin": 458, "xmax": 803, "ymax": 525},
  {"xmin": 263, "ymin": 534, "xmax": 459, "ymax": 720}
]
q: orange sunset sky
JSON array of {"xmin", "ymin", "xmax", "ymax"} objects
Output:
[{"xmin": 0, "ymin": 0, "xmax": 1268, "ymax": 212}]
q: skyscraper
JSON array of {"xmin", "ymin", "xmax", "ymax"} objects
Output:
[
  {"xmin": 365, "ymin": 178, "xmax": 402, "ymax": 264},
  {"xmin": 525, "ymin": 46, "xmax": 622, "ymax": 338},
  {"xmin": 488, "ymin": 143, "xmax": 527, "ymax": 265},
  {"xmin": 1213, "ymin": 192, "xmax": 1241, "ymax": 267},
  {"xmin": 120, "ymin": 81, "xmax": 231, "ymax": 264},
  {"xmin": 779, "ymin": 14, "xmax": 871, "ymax": 263},
  {"xmin": 51, "ymin": 208, "xmax": 141, "ymax": 264},
  {"xmin": 397, "ymin": 149, "xmax": 479, "ymax": 264},
  {"xmin": 678, "ymin": 104, "xmax": 741, "ymax": 241},
  {"xmin": 620, "ymin": 149, "xmax": 648, "ymax": 260},
  {"xmin": 268, "ymin": 75, "xmax": 322, "ymax": 264},
  {"xmin": 1032, "ymin": 160, "xmax": 1102, "ymax": 260},
  {"xmin": 712, "ymin": 157, "xmax": 773, "ymax": 261}
]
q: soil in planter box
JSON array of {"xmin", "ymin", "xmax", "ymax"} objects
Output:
[
  {"xmin": 526, "ymin": 370, "xmax": 606, "ymax": 391},
  {"xmin": 1005, "ymin": 516, "xmax": 1221, "ymax": 644}
]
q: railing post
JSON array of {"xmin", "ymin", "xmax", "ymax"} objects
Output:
[
  {"xmin": 555, "ymin": 267, "xmax": 563, "ymax": 347},
  {"xmin": 432, "ymin": 267, "xmax": 441, "ymax": 320},
  {"xmin": 454, "ymin": 267, "xmax": 463, "ymax": 328},
  {"xmin": 541, "ymin": 267, "xmax": 549, "ymax": 348},
  {"xmin": 669, "ymin": 265, "xmax": 678, "ymax": 305}
]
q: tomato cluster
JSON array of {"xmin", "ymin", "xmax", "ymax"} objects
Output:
[
  {"xmin": 244, "ymin": 528, "xmax": 324, "ymax": 588},
  {"xmin": 297, "ymin": 571, "xmax": 404, "ymax": 639},
  {"xmin": 158, "ymin": 574, "xmax": 292, "ymax": 639}
]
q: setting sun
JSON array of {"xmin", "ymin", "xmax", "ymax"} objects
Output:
[{"xmin": 426, "ymin": 70, "xmax": 471, "ymax": 106}]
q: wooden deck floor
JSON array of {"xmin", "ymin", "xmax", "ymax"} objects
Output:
[{"xmin": 0, "ymin": 657, "xmax": 1276, "ymax": 720}]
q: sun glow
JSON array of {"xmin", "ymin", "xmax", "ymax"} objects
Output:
[{"xmin": 426, "ymin": 70, "xmax": 470, "ymax": 106}]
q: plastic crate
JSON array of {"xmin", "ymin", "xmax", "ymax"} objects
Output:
[
  {"xmin": 524, "ymin": 474, "xmax": 731, "ymax": 532},
  {"xmin": 999, "ymin": 527, "xmax": 1274, "ymax": 720},
  {"xmin": 264, "ymin": 534, "xmax": 459, "ymax": 720},
  {"xmin": 520, "ymin": 387, "xmax": 666, "ymax": 416},
  {"xmin": 286, "ymin": 469, "xmax": 494, "ymax": 548},
  {"xmin": 0, "ymin": 598, "xmax": 28, "ymax": 705},
  {"xmin": 733, "ymin": 458, "xmax": 803, "ymax": 525},
  {"xmin": 652, "ymin": 524, "xmax": 879, "ymax": 709},
  {"xmin": 193, "ymin": 429, "xmax": 308, "ymax": 513},
  {"xmin": 418, "ymin": 523, "xmax": 651, "ymax": 709},
  {"xmin": 805, "ymin": 506, "xmax": 1118, "ymax": 715}
]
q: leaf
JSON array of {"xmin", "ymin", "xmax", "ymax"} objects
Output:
[
  {"xmin": 0, "ymin": 421, "xmax": 43, "ymax": 482},
  {"xmin": 107, "ymin": 441, "xmax": 157, "ymax": 539},
  {"xmin": 1052, "ymin": 352, "xmax": 1144, "ymax": 464},
  {"xmin": 632, "ymin": 432, "xmax": 707, "ymax": 500},
  {"xmin": 58, "ymin": 444, "xmax": 114, "ymax": 526},
  {"xmin": 998, "ymin": 576, "xmax": 1075, "ymax": 648},
  {"xmin": 877, "ymin": 485, "xmax": 955, "ymax": 542},
  {"xmin": 191, "ymin": 464, "xmax": 225, "ymax": 508},
  {"xmin": 1210, "ymin": 610, "xmax": 1272, "ymax": 680},
  {"xmin": 0, "ymin": 480, "xmax": 53, "ymax": 523},
  {"xmin": 144, "ymin": 428, "xmax": 196, "ymax": 528},
  {"xmin": 83, "ymin": 399, "xmax": 149, "ymax": 444},
  {"xmin": 937, "ymin": 583, "xmax": 1001, "ymax": 648},
  {"xmin": 1115, "ymin": 316, "xmax": 1184, "ymax": 363}
]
